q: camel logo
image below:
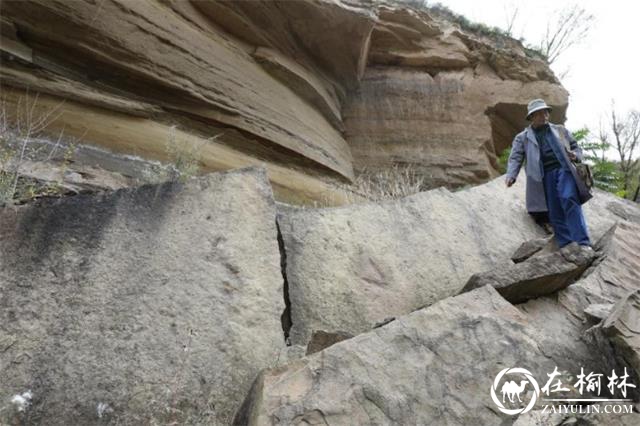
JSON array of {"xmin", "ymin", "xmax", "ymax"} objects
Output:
[
  {"xmin": 491, "ymin": 367, "xmax": 540, "ymax": 415},
  {"xmin": 502, "ymin": 379, "xmax": 528, "ymax": 404}
]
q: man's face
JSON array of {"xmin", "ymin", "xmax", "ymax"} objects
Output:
[{"xmin": 530, "ymin": 109, "xmax": 550, "ymax": 127}]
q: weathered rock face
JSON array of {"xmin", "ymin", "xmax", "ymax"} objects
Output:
[
  {"xmin": 1, "ymin": 138, "xmax": 176, "ymax": 198},
  {"xmin": 234, "ymin": 285, "xmax": 559, "ymax": 425},
  {"xmin": 4, "ymin": 1, "xmax": 635, "ymax": 422},
  {"xmin": 511, "ymin": 236, "xmax": 553, "ymax": 263},
  {"xmin": 0, "ymin": 167, "xmax": 285, "ymax": 425},
  {"xmin": 0, "ymin": 0, "xmax": 373, "ymax": 205},
  {"xmin": 343, "ymin": 2, "xmax": 568, "ymax": 189},
  {"xmin": 601, "ymin": 289, "xmax": 640, "ymax": 400},
  {"xmin": 1, "ymin": 164, "xmax": 638, "ymax": 423},
  {"xmin": 461, "ymin": 243, "xmax": 597, "ymax": 303},
  {"xmin": 516, "ymin": 220, "xmax": 640, "ymax": 386},
  {"xmin": 1, "ymin": 0, "xmax": 565, "ymax": 204},
  {"xmin": 278, "ymin": 174, "xmax": 639, "ymax": 347},
  {"xmin": 242, "ymin": 192, "xmax": 640, "ymax": 424},
  {"xmin": 278, "ymin": 176, "xmax": 542, "ymax": 345},
  {"xmin": 551, "ymin": 221, "xmax": 640, "ymax": 322}
]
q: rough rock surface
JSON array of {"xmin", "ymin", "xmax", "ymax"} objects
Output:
[
  {"xmin": 238, "ymin": 211, "xmax": 640, "ymax": 425},
  {"xmin": 517, "ymin": 220, "xmax": 640, "ymax": 385},
  {"xmin": 511, "ymin": 236, "xmax": 553, "ymax": 263},
  {"xmin": 344, "ymin": 66, "xmax": 568, "ymax": 188},
  {"xmin": 0, "ymin": 167, "xmax": 285, "ymax": 425},
  {"xmin": 551, "ymin": 221, "xmax": 640, "ymax": 323},
  {"xmin": 461, "ymin": 243, "xmax": 597, "ymax": 303},
  {"xmin": 234, "ymin": 285, "xmax": 558, "ymax": 426},
  {"xmin": 305, "ymin": 330, "xmax": 354, "ymax": 355},
  {"xmin": 1, "ymin": 1, "xmax": 637, "ymax": 423},
  {"xmin": 1, "ymin": 0, "xmax": 566, "ymax": 204},
  {"xmin": 584, "ymin": 303, "xmax": 615, "ymax": 321},
  {"xmin": 601, "ymin": 289, "xmax": 640, "ymax": 398},
  {"xmin": 278, "ymin": 175, "xmax": 640, "ymax": 346},
  {"xmin": 343, "ymin": 2, "xmax": 568, "ymax": 188},
  {"xmin": 0, "ymin": 138, "xmax": 179, "ymax": 198},
  {"xmin": 0, "ymin": 0, "xmax": 371, "ymax": 205}
]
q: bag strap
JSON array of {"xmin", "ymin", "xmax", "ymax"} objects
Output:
[{"xmin": 554, "ymin": 125, "xmax": 572, "ymax": 152}]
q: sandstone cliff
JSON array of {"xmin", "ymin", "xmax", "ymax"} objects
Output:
[
  {"xmin": 1, "ymin": 0, "xmax": 567, "ymax": 205},
  {"xmin": 5, "ymin": 3, "xmax": 631, "ymax": 425}
]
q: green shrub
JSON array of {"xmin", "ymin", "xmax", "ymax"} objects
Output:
[{"xmin": 497, "ymin": 147, "xmax": 512, "ymax": 174}]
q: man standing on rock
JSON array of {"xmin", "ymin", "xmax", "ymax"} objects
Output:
[{"xmin": 505, "ymin": 99, "xmax": 592, "ymax": 248}]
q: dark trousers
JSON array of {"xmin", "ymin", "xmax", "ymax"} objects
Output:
[{"xmin": 542, "ymin": 167, "xmax": 591, "ymax": 247}]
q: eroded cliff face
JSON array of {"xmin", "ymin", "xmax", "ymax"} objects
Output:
[
  {"xmin": 345, "ymin": 1, "xmax": 568, "ymax": 188},
  {"xmin": 0, "ymin": 0, "xmax": 567, "ymax": 203}
]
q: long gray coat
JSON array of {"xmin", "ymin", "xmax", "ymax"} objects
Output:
[{"xmin": 506, "ymin": 123, "xmax": 590, "ymax": 212}]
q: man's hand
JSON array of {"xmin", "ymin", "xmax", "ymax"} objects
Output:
[{"xmin": 505, "ymin": 177, "xmax": 516, "ymax": 187}]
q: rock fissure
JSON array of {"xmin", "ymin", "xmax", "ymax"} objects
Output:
[{"xmin": 276, "ymin": 219, "xmax": 293, "ymax": 345}]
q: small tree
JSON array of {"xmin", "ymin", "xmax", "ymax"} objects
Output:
[
  {"xmin": 576, "ymin": 127, "xmax": 624, "ymax": 194},
  {"xmin": 540, "ymin": 4, "xmax": 594, "ymax": 64},
  {"xmin": 610, "ymin": 105, "xmax": 640, "ymax": 197},
  {"xmin": 503, "ymin": 2, "xmax": 520, "ymax": 37}
]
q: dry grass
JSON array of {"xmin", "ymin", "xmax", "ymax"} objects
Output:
[
  {"xmin": 309, "ymin": 164, "xmax": 429, "ymax": 208},
  {"xmin": 0, "ymin": 92, "xmax": 76, "ymax": 205},
  {"xmin": 345, "ymin": 163, "xmax": 428, "ymax": 203},
  {"xmin": 139, "ymin": 126, "xmax": 225, "ymax": 185}
]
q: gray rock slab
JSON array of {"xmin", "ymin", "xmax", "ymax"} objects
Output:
[
  {"xmin": 461, "ymin": 243, "xmax": 597, "ymax": 303},
  {"xmin": 234, "ymin": 285, "xmax": 559, "ymax": 426},
  {"xmin": 601, "ymin": 289, "xmax": 640, "ymax": 400},
  {"xmin": 556, "ymin": 221, "xmax": 640, "ymax": 321},
  {"xmin": 277, "ymin": 177, "xmax": 638, "ymax": 346},
  {"xmin": 277, "ymin": 177, "xmax": 546, "ymax": 345},
  {"xmin": 0, "ymin": 167, "xmax": 285, "ymax": 425},
  {"xmin": 516, "ymin": 221, "xmax": 640, "ymax": 390},
  {"xmin": 584, "ymin": 303, "xmax": 615, "ymax": 321},
  {"xmin": 511, "ymin": 236, "xmax": 553, "ymax": 263}
]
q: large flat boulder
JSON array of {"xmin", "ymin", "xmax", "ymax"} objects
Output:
[
  {"xmin": 0, "ymin": 167, "xmax": 285, "ymax": 425},
  {"xmin": 278, "ymin": 176, "xmax": 639, "ymax": 346},
  {"xmin": 278, "ymin": 176, "xmax": 544, "ymax": 345},
  {"xmin": 234, "ymin": 285, "xmax": 558, "ymax": 425}
]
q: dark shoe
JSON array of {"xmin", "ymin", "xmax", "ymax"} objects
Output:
[{"xmin": 542, "ymin": 223, "xmax": 554, "ymax": 235}]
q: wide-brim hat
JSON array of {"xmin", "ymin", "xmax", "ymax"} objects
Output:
[{"xmin": 526, "ymin": 99, "xmax": 552, "ymax": 120}]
